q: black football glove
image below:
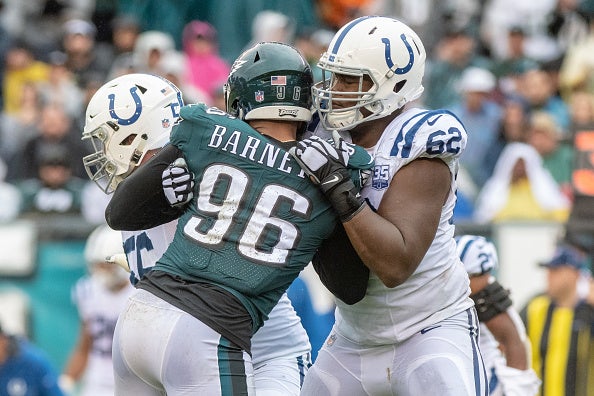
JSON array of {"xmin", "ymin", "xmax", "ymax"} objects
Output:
[
  {"xmin": 290, "ymin": 131, "xmax": 373, "ymax": 221},
  {"xmin": 162, "ymin": 158, "xmax": 194, "ymax": 208}
]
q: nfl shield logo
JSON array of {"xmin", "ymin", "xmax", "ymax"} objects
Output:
[
  {"xmin": 255, "ymin": 90, "xmax": 265, "ymax": 102},
  {"xmin": 162, "ymin": 118, "xmax": 170, "ymax": 128}
]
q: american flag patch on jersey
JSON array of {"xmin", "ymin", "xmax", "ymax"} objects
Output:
[
  {"xmin": 255, "ymin": 90, "xmax": 264, "ymax": 102},
  {"xmin": 271, "ymin": 76, "xmax": 286, "ymax": 85}
]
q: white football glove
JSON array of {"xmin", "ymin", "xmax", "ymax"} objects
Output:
[{"xmin": 162, "ymin": 157, "xmax": 194, "ymax": 208}]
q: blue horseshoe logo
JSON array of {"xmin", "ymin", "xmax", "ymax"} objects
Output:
[
  {"xmin": 108, "ymin": 86, "xmax": 143, "ymax": 125},
  {"xmin": 381, "ymin": 34, "xmax": 414, "ymax": 75}
]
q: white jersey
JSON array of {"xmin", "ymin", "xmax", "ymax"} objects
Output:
[
  {"xmin": 315, "ymin": 108, "xmax": 474, "ymax": 344},
  {"xmin": 122, "ymin": 222, "xmax": 177, "ymax": 284},
  {"xmin": 72, "ymin": 276, "xmax": 135, "ymax": 394},
  {"xmin": 122, "ymin": 221, "xmax": 311, "ymax": 365}
]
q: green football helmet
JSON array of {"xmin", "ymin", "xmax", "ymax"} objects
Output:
[{"xmin": 225, "ymin": 42, "xmax": 313, "ymax": 123}]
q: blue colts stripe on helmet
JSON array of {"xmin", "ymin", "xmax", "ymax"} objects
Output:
[
  {"xmin": 108, "ymin": 86, "xmax": 142, "ymax": 125},
  {"xmin": 328, "ymin": 15, "xmax": 378, "ymax": 62},
  {"xmin": 382, "ymin": 34, "xmax": 415, "ymax": 74}
]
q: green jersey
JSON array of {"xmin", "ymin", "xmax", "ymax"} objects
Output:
[{"xmin": 155, "ymin": 104, "xmax": 337, "ymax": 329}]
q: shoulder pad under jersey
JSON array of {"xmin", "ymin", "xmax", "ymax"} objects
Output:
[{"xmin": 388, "ymin": 109, "xmax": 468, "ymax": 162}]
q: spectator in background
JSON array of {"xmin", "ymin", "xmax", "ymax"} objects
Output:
[
  {"xmin": 517, "ymin": 67, "xmax": 571, "ymax": 131},
  {"xmin": 423, "ymin": 26, "xmax": 493, "ymax": 110},
  {"xmin": 106, "ymin": 15, "xmax": 141, "ymax": 79},
  {"xmin": 116, "ymin": 0, "xmax": 204, "ymax": 50},
  {"xmin": 181, "ymin": 20, "xmax": 230, "ymax": 106},
  {"xmin": 0, "ymin": 158, "xmax": 20, "ymax": 222},
  {"xmin": 72, "ymin": 72, "xmax": 106, "ymax": 133},
  {"xmin": 0, "ymin": 322, "xmax": 64, "ymax": 396},
  {"xmin": 474, "ymin": 142, "xmax": 570, "ymax": 224},
  {"xmin": 294, "ymin": 27, "xmax": 335, "ymax": 83},
  {"xmin": 567, "ymin": 89, "xmax": 594, "ymax": 137},
  {"xmin": 244, "ymin": 10, "xmax": 296, "ymax": 51},
  {"xmin": 521, "ymin": 243, "xmax": 594, "ymax": 396},
  {"xmin": 545, "ymin": 0, "xmax": 590, "ymax": 56},
  {"xmin": 17, "ymin": 144, "xmax": 86, "ymax": 216},
  {"xmin": 480, "ymin": 0, "xmax": 559, "ymax": 63},
  {"xmin": 60, "ymin": 18, "xmax": 111, "ymax": 88},
  {"xmin": 526, "ymin": 111, "xmax": 574, "ymax": 198},
  {"xmin": 0, "ymin": 0, "xmax": 15, "ymax": 110},
  {"xmin": 2, "ymin": 40, "xmax": 49, "ymax": 115},
  {"xmin": 315, "ymin": 0, "xmax": 371, "ymax": 31},
  {"xmin": 12, "ymin": 102, "xmax": 88, "ymax": 181},
  {"xmin": 559, "ymin": 12, "xmax": 594, "ymax": 99},
  {"xmin": 488, "ymin": 95, "xmax": 532, "ymax": 169},
  {"xmin": 0, "ymin": 81, "xmax": 43, "ymax": 164},
  {"xmin": 492, "ymin": 26, "xmax": 540, "ymax": 96},
  {"xmin": 156, "ymin": 51, "xmax": 208, "ymax": 105},
  {"xmin": 131, "ymin": 30, "xmax": 175, "ymax": 75},
  {"xmin": 449, "ymin": 66, "xmax": 502, "ymax": 190},
  {"xmin": 61, "ymin": 225, "xmax": 134, "ymax": 396},
  {"xmin": 455, "ymin": 235, "xmax": 540, "ymax": 396},
  {"xmin": 38, "ymin": 50, "xmax": 84, "ymax": 119}
]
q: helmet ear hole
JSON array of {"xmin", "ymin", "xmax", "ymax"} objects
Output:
[
  {"xmin": 119, "ymin": 134, "xmax": 137, "ymax": 146},
  {"xmin": 394, "ymin": 80, "xmax": 406, "ymax": 94}
]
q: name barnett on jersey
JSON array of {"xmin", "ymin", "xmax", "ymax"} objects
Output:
[{"xmin": 206, "ymin": 123, "xmax": 308, "ymax": 178}]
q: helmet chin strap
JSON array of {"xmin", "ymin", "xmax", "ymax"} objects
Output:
[{"xmin": 130, "ymin": 135, "xmax": 148, "ymax": 167}]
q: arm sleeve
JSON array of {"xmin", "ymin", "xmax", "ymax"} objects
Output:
[
  {"xmin": 312, "ymin": 223, "xmax": 369, "ymax": 305},
  {"xmin": 106, "ymin": 144, "xmax": 186, "ymax": 230}
]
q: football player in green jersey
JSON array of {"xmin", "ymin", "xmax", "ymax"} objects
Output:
[{"xmin": 105, "ymin": 42, "xmax": 372, "ymax": 395}]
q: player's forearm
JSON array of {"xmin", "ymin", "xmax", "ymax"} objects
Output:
[
  {"xmin": 312, "ymin": 224, "xmax": 369, "ymax": 304},
  {"xmin": 486, "ymin": 313, "xmax": 529, "ymax": 370},
  {"xmin": 106, "ymin": 145, "xmax": 184, "ymax": 230},
  {"xmin": 343, "ymin": 206, "xmax": 420, "ymax": 288}
]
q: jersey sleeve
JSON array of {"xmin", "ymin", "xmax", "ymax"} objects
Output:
[
  {"xmin": 312, "ymin": 223, "xmax": 369, "ymax": 304},
  {"xmin": 390, "ymin": 109, "xmax": 468, "ymax": 172},
  {"xmin": 170, "ymin": 103, "xmax": 224, "ymax": 154}
]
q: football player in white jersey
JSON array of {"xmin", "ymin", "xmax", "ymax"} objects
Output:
[
  {"xmin": 61, "ymin": 224, "xmax": 135, "ymax": 396},
  {"xmin": 81, "ymin": 73, "xmax": 311, "ymax": 395},
  {"xmin": 290, "ymin": 16, "xmax": 489, "ymax": 394},
  {"xmin": 455, "ymin": 235, "xmax": 540, "ymax": 396}
]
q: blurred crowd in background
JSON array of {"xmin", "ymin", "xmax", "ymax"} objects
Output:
[
  {"xmin": 1, "ymin": 0, "xmax": 594, "ymax": 394},
  {"xmin": 1, "ymin": 0, "xmax": 594, "ymax": 242}
]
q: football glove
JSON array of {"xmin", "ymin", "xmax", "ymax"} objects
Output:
[
  {"xmin": 290, "ymin": 131, "xmax": 374, "ymax": 221},
  {"xmin": 162, "ymin": 157, "xmax": 194, "ymax": 208}
]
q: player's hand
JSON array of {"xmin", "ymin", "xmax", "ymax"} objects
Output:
[
  {"xmin": 162, "ymin": 157, "xmax": 194, "ymax": 208},
  {"xmin": 329, "ymin": 131, "xmax": 374, "ymax": 188},
  {"xmin": 290, "ymin": 131, "xmax": 372, "ymax": 221}
]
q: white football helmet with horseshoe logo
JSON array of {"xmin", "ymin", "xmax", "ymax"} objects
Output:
[
  {"xmin": 313, "ymin": 16, "xmax": 426, "ymax": 131},
  {"xmin": 82, "ymin": 73, "xmax": 184, "ymax": 193}
]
